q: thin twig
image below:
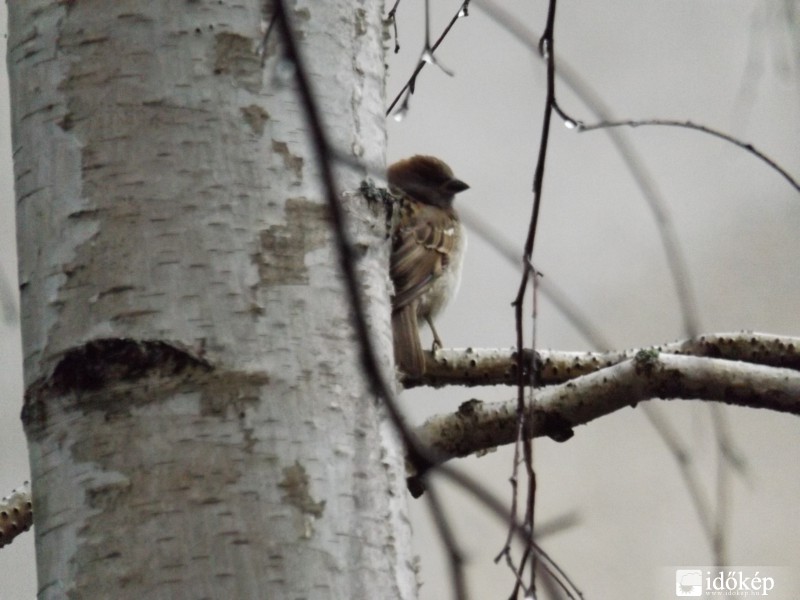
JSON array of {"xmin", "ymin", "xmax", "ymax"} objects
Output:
[
  {"xmin": 387, "ymin": 0, "xmax": 402, "ymax": 53},
  {"xmin": 434, "ymin": 465, "xmax": 583, "ymax": 599},
  {"xmin": 386, "ymin": 1, "xmax": 470, "ymax": 117},
  {"xmin": 420, "ymin": 0, "xmax": 455, "ymax": 76},
  {"xmin": 576, "ymin": 118, "xmax": 800, "ymax": 194},
  {"xmin": 534, "ymin": 542, "xmax": 584, "ymax": 599},
  {"xmin": 505, "ymin": 0, "xmax": 559, "ymax": 593},
  {"xmin": 524, "ymin": 263, "xmax": 541, "ymax": 594}
]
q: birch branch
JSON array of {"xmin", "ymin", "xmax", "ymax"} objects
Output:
[
  {"xmin": 0, "ymin": 482, "xmax": 32, "ymax": 549},
  {"xmin": 412, "ymin": 350, "xmax": 800, "ymax": 472},
  {"xmin": 405, "ymin": 332, "xmax": 800, "ymax": 388}
]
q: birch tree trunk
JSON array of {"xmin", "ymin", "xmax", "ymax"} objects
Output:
[{"xmin": 8, "ymin": 1, "xmax": 413, "ymax": 598}]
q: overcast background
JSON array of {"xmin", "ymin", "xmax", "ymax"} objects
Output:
[{"xmin": 2, "ymin": 1, "xmax": 799, "ymax": 598}]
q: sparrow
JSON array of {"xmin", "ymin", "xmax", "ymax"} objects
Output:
[{"xmin": 388, "ymin": 155, "xmax": 469, "ymax": 377}]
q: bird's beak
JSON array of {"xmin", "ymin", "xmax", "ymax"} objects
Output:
[{"xmin": 443, "ymin": 178, "xmax": 469, "ymax": 194}]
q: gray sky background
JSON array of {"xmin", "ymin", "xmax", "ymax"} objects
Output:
[{"xmin": 2, "ymin": 2, "xmax": 799, "ymax": 598}]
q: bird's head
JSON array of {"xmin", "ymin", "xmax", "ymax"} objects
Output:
[{"xmin": 388, "ymin": 155, "xmax": 469, "ymax": 208}]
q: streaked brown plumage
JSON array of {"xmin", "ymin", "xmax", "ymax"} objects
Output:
[{"xmin": 389, "ymin": 155, "xmax": 469, "ymax": 376}]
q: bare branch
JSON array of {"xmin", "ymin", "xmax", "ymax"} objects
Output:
[
  {"xmin": 386, "ymin": 0, "xmax": 402, "ymax": 53},
  {"xmin": 386, "ymin": 1, "xmax": 470, "ymax": 117},
  {"xmin": 414, "ymin": 352, "xmax": 800, "ymax": 469},
  {"xmin": 404, "ymin": 332, "xmax": 800, "ymax": 388},
  {"xmin": 0, "ymin": 482, "xmax": 32, "ymax": 549},
  {"xmin": 576, "ymin": 119, "xmax": 800, "ymax": 194}
]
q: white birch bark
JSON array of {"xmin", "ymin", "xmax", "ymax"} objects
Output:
[{"xmin": 8, "ymin": 1, "xmax": 414, "ymax": 598}]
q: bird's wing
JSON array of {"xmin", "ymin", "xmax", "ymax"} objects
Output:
[{"xmin": 390, "ymin": 203, "xmax": 457, "ymax": 310}]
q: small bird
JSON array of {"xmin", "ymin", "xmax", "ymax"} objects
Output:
[{"xmin": 389, "ymin": 155, "xmax": 469, "ymax": 376}]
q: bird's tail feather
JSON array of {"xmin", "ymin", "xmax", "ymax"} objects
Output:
[{"xmin": 392, "ymin": 305, "xmax": 425, "ymax": 377}]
